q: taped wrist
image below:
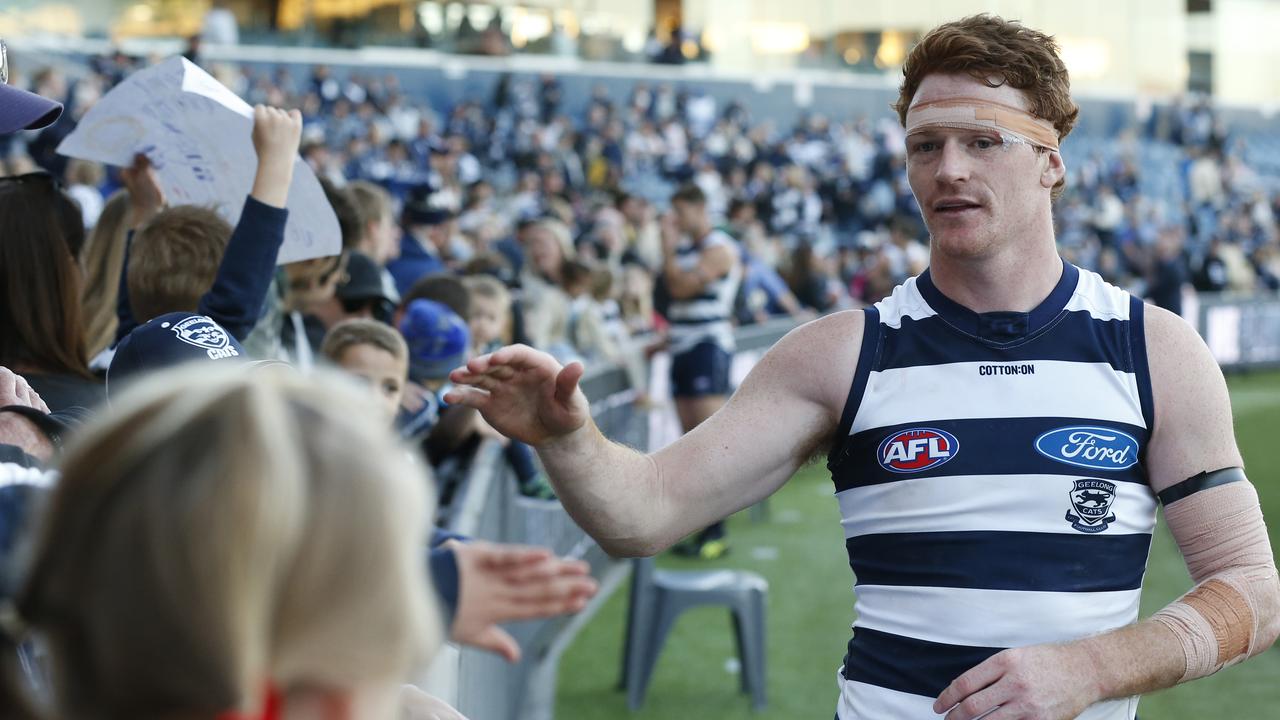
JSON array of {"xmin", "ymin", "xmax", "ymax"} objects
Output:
[{"xmin": 1151, "ymin": 469, "xmax": 1280, "ymax": 681}]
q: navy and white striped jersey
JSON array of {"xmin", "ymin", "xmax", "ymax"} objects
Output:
[
  {"xmin": 667, "ymin": 229, "xmax": 742, "ymax": 355},
  {"xmin": 828, "ymin": 262, "xmax": 1156, "ymax": 719}
]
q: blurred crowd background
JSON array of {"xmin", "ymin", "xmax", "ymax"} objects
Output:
[{"xmin": 5, "ymin": 40, "xmax": 1279, "ymax": 356}]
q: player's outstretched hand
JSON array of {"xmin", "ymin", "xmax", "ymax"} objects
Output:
[
  {"xmin": 448, "ymin": 540, "xmax": 598, "ymax": 663},
  {"xmin": 933, "ymin": 643, "xmax": 1098, "ymax": 720},
  {"xmin": 445, "ymin": 344, "xmax": 589, "ymax": 447},
  {"xmin": 250, "ymin": 105, "xmax": 302, "ymax": 208}
]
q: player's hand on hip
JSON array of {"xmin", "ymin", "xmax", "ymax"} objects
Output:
[
  {"xmin": 934, "ymin": 644, "xmax": 1100, "ymax": 720},
  {"xmin": 445, "ymin": 344, "xmax": 589, "ymax": 446}
]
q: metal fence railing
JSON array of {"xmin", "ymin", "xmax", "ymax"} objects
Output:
[{"xmin": 424, "ymin": 318, "xmax": 799, "ymax": 720}]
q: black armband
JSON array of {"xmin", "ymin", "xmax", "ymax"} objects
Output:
[{"xmin": 1157, "ymin": 467, "xmax": 1248, "ymax": 506}]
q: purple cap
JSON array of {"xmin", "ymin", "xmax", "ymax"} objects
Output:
[{"xmin": 0, "ymin": 83, "xmax": 63, "ymax": 135}]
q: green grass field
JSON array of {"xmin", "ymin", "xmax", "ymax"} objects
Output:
[{"xmin": 556, "ymin": 371, "xmax": 1280, "ymax": 719}]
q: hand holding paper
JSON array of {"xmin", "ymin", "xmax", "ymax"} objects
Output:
[
  {"xmin": 249, "ymin": 105, "xmax": 303, "ymax": 209},
  {"xmin": 56, "ymin": 57, "xmax": 339, "ymax": 264},
  {"xmin": 121, "ymin": 153, "xmax": 166, "ymax": 231}
]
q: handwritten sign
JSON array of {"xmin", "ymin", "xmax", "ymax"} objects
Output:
[{"xmin": 57, "ymin": 57, "xmax": 339, "ymax": 265}]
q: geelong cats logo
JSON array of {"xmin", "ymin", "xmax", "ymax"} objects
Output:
[
  {"xmin": 1066, "ymin": 479, "xmax": 1117, "ymax": 533},
  {"xmin": 172, "ymin": 316, "xmax": 240, "ymax": 360}
]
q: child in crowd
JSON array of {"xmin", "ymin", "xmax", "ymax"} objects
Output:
[
  {"xmin": 112, "ymin": 106, "xmax": 302, "ymax": 369},
  {"xmin": 320, "ymin": 318, "xmax": 408, "ymax": 424},
  {"xmin": 562, "ymin": 260, "xmax": 623, "ymax": 366},
  {"xmin": 399, "ymin": 298, "xmax": 554, "ymax": 499},
  {"xmin": 273, "ymin": 178, "xmax": 366, "ymax": 368},
  {"xmin": 397, "ymin": 298, "xmax": 471, "ymax": 450},
  {"xmin": 347, "ymin": 179, "xmax": 401, "ymax": 266},
  {"xmin": 461, "ymin": 274, "xmax": 511, "ymax": 356}
]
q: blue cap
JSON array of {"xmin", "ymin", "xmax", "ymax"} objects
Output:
[
  {"xmin": 0, "ymin": 83, "xmax": 62, "ymax": 134},
  {"xmin": 398, "ymin": 299, "xmax": 469, "ymax": 382},
  {"xmin": 108, "ymin": 313, "xmax": 246, "ymax": 395}
]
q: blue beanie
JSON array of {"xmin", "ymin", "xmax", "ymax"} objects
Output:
[{"xmin": 398, "ymin": 299, "xmax": 469, "ymax": 382}]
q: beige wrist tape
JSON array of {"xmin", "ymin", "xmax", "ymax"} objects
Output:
[
  {"xmin": 904, "ymin": 97, "xmax": 1060, "ymax": 151},
  {"xmin": 1152, "ymin": 478, "xmax": 1280, "ymax": 681}
]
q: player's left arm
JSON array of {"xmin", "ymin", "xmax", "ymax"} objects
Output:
[
  {"xmin": 1132, "ymin": 305, "xmax": 1279, "ymax": 682},
  {"xmin": 935, "ymin": 304, "xmax": 1280, "ymax": 720}
]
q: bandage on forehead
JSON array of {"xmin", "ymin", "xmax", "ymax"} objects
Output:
[{"xmin": 904, "ymin": 97, "xmax": 1060, "ymax": 151}]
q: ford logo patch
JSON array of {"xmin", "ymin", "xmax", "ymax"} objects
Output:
[
  {"xmin": 1034, "ymin": 426, "xmax": 1139, "ymax": 471},
  {"xmin": 877, "ymin": 428, "xmax": 959, "ymax": 473}
]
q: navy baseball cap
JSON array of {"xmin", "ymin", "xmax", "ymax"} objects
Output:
[
  {"xmin": 402, "ymin": 183, "xmax": 454, "ymax": 226},
  {"xmin": 338, "ymin": 251, "xmax": 398, "ymax": 323},
  {"xmin": 398, "ymin": 299, "xmax": 469, "ymax": 382},
  {"xmin": 0, "ymin": 42, "xmax": 64, "ymax": 134},
  {"xmin": 338, "ymin": 251, "xmax": 399, "ymax": 304},
  {"xmin": 108, "ymin": 314, "xmax": 247, "ymax": 395}
]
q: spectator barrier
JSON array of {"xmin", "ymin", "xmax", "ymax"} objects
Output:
[
  {"xmin": 421, "ymin": 317, "xmax": 798, "ymax": 720},
  {"xmin": 1194, "ymin": 292, "xmax": 1280, "ymax": 370}
]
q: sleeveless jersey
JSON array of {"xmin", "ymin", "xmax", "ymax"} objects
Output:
[
  {"xmin": 828, "ymin": 262, "xmax": 1157, "ymax": 720},
  {"xmin": 667, "ymin": 229, "xmax": 742, "ymax": 354}
]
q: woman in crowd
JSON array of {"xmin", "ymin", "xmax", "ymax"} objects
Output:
[
  {"xmin": 1, "ymin": 366, "xmax": 446, "ymax": 719},
  {"xmin": 0, "ymin": 172, "xmax": 102, "ymax": 410},
  {"xmin": 518, "ymin": 218, "xmax": 575, "ymax": 358}
]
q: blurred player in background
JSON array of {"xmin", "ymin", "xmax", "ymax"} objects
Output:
[{"xmin": 660, "ymin": 183, "xmax": 742, "ymax": 559}]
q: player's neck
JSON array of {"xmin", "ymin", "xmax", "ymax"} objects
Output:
[{"xmin": 928, "ymin": 240, "xmax": 1063, "ymax": 315}]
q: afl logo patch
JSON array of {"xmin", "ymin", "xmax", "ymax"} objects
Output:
[
  {"xmin": 877, "ymin": 428, "xmax": 958, "ymax": 473},
  {"xmin": 1034, "ymin": 426, "xmax": 1139, "ymax": 471}
]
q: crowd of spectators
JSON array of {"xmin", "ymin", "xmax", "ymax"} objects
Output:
[
  {"xmin": 9, "ymin": 53, "xmax": 1280, "ymax": 336},
  {"xmin": 3, "ymin": 50, "xmax": 1280, "ymax": 440},
  {"xmin": 0, "ymin": 48, "xmax": 602, "ymax": 720}
]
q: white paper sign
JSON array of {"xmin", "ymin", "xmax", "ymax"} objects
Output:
[{"xmin": 57, "ymin": 57, "xmax": 339, "ymax": 265}]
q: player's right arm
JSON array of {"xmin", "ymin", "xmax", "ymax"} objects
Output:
[{"xmin": 446, "ymin": 310, "xmax": 862, "ymax": 556}]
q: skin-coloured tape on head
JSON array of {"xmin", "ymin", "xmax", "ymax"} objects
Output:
[{"xmin": 905, "ymin": 97, "xmax": 1060, "ymax": 151}]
